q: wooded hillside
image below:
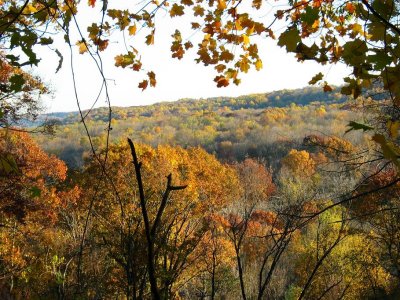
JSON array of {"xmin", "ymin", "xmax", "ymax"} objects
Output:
[{"xmin": 35, "ymin": 87, "xmax": 362, "ymax": 168}]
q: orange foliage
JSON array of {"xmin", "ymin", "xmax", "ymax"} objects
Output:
[
  {"xmin": 0, "ymin": 130, "xmax": 67, "ymax": 221},
  {"xmin": 0, "ymin": 131, "xmax": 69, "ymax": 293},
  {"xmin": 351, "ymin": 167, "xmax": 400, "ymax": 216},
  {"xmin": 250, "ymin": 210, "xmax": 280, "ymax": 228},
  {"xmin": 235, "ymin": 158, "xmax": 275, "ymax": 204}
]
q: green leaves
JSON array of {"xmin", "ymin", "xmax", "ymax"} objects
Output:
[
  {"xmin": 0, "ymin": 154, "xmax": 19, "ymax": 175},
  {"xmin": 308, "ymin": 72, "xmax": 323, "ymax": 85},
  {"xmin": 370, "ymin": 50, "xmax": 392, "ymax": 70},
  {"xmin": 9, "ymin": 74, "xmax": 25, "ymax": 93},
  {"xmin": 342, "ymin": 39, "xmax": 368, "ymax": 65},
  {"xmin": 9, "ymin": 30, "xmax": 40, "ymax": 66},
  {"xmin": 278, "ymin": 28, "xmax": 301, "ymax": 52},
  {"xmin": 301, "ymin": 7, "xmax": 319, "ymax": 25},
  {"xmin": 345, "ymin": 121, "xmax": 374, "ymax": 133},
  {"xmin": 114, "ymin": 51, "xmax": 137, "ymax": 68},
  {"xmin": 372, "ymin": 134, "xmax": 400, "ymax": 168},
  {"xmin": 341, "ymin": 77, "xmax": 362, "ymax": 99},
  {"xmin": 29, "ymin": 186, "xmax": 42, "ymax": 198},
  {"xmin": 39, "ymin": 37, "xmax": 53, "ymax": 45}
]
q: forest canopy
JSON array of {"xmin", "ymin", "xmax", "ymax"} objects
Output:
[{"xmin": 1, "ymin": 0, "xmax": 400, "ymax": 299}]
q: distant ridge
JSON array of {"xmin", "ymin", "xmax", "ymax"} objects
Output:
[{"xmin": 38, "ymin": 86, "xmax": 346, "ymax": 125}]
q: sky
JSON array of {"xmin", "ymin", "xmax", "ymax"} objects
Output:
[{"xmin": 32, "ymin": 2, "xmax": 351, "ymax": 113}]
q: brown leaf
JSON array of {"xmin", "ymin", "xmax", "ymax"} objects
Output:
[
  {"xmin": 148, "ymin": 71, "xmax": 156, "ymax": 87},
  {"xmin": 138, "ymin": 79, "xmax": 148, "ymax": 91},
  {"xmin": 146, "ymin": 30, "xmax": 155, "ymax": 45},
  {"xmin": 214, "ymin": 75, "xmax": 229, "ymax": 87},
  {"xmin": 323, "ymin": 83, "xmax": 333, "ymax": 92}
]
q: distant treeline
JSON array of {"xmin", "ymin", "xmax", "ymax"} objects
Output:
[
  {"xmin": 34, "ymin": 87, "xmax": 366, "ymax": 169},
  {"xmin": 40, "ymin": 86, "xmax": 346, "ymax": 124}
]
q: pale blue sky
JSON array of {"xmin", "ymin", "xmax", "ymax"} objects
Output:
[{"xmin": 33, "ymin": 2, "xmax": 350, "ymax": 113}]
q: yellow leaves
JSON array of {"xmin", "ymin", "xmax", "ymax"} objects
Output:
[
  {"xmin": 76, "ymin": 40, "xmax": 88, "ymax": 54},
  {"xmin": 242, "ymin": 34, "xmax": 250, "ymax": 46},
  {"xmin": 193, "ymin": 5, "xmax": 205, "ymax": 16},
  {"xmin": 170, "ymin": 4, "xmax": 185, "ymax": 17},
  {"xmin": 215, "ymin": 64, "xmax": 226, "ymax": 73},
  {"xmin": 239, "ymin": 56, "xmax": 250, "ymax": 73},
  {"xmin": 114, "ymin": 55, "xmax": 125, "ymax": 67},
  {"xmin": 87, "ymin": 23, "xmax": 100, "ymax": 40},
  {"xmin": 281, "ymin": 149, "xmax": 316, "ymax": 177},
  {"xmin": 315, "ymin": 105, "xmax": 326, "ymax": 116},
  {"xmin": 255, "ymin": 59, "xmax": 263, "ymax": 71},
  {"xmin": 235, "ymin": 18, "xmax": 243, "ymax": 31},
  {"xmin": 225, "ymin": 68, "xmax": 238, "ymax": 79},
  {"xmin": 203, "ymin": 22, "xmax": 221, "ymax": 35},
  {"xmin": 388, "ymin": 121, "xmax": 400, "ymax": 139},
  {"xmin": 246, "ymin": 24, "xmax": 255, "ymax": 36},
  {"xmin": 247, "ymin": 44, "xmax": 259, "ymax": 59},
  {"xmin": 372, "ymin": 134, "xmax": 400, "ymax": 168},
  {"xmin": 0, "ymin": 130, "xmax": 67, "ymax": 221},
  {"xmin": 128, "ymin": 24, "xmax": 137, "ymax": 36},
  {"xmin": 145, "ymin": 30, "xmax": 155, "ymax": 45},
  {"xmin": 114, "ymin": 51, "xmax": 136, "ymax": 68},
  {"xmin": 87, "ymin": 23, "xmax": 109, "ymax": 51},
  {"xmin": 350, "ymin": 23, "xmax": 365, "ymax": 37},
  {"xmin": 217, "ymin": 0, "xmax": 227, "ymax": 10},
  {"xmin": 22, "ymin": 4, "xmax": 38, "ymax": 14},
  {"xmin": 311, "ymin": 19, "xmax": 320, "ymax": 29}
]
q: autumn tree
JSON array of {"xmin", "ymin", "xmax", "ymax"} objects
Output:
[
  {"xmin": 219, "ymin": 158, "xmax": 293, "ymax": 300},
  {"xmin": 75, "ymin": 140, "xmax": 240, "ymax": 299},
  {"xmin": 0, "ymin": 129, "xmax": 72, "ymax": 298},
  {"xmin": 287, "ymin": 204, "xmax": 391, "ymax": 299}
]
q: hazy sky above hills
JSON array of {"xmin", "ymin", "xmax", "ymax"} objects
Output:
[{"xmin": 35, "ymin": 2, "xmax": 350, "ymax": 113}]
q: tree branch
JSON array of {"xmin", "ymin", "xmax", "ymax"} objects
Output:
[{"xmin": 361, "ymin": 0, "xmax": 400, "ymax": 35}]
